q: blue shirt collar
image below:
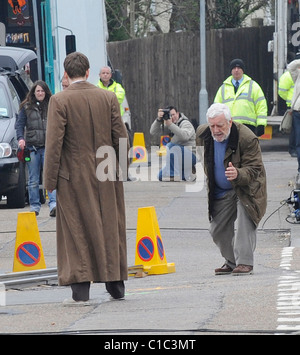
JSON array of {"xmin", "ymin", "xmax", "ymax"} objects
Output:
[{"xmin": 232, "ymin": 76, "xmax": 244, "ymax": 86}]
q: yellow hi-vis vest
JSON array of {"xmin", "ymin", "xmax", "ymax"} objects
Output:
[
  {"xmin": 214, "ymin": 74, "xmax": 268, "ymax": 127},
  {"xmin": 278, "ymin": 71, "xmax": 294, "ymax": 108},
  {"xmin": 97, "ymin": 80, "xmax": 125, "ymax": 116}
]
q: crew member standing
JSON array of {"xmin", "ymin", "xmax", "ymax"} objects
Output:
[
  {"xmin": 278, "ymin": 68, "xmax": 296, "ymax": 157},
  {"xmin": 214, "ymin": 59, "xmax": 268, "ymax": 137},
  {"xmin": 97, "ymin": 66, "xmax": 126, "ymax": 116}
]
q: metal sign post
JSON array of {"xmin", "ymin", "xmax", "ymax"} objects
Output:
[{"xmin": 199, "ymin": 0, "xmax": 208, "ymax": 125}]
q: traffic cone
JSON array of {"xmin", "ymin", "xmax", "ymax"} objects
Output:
[
  {"xmin": 156, "ymin": 135, "xmax": 171, "ymax": 156},
  {"xmin": 259, "ymin": 125, "xmax": 272, "ymax": 140},
  {"xmin": 13, "ymin": 212, "xmax": 46, "ymax": 272},
  {"xmin": 131, "ymin": 132, "xmax": 148, "ymax": 164},
  {"xmin": 128, "ymin": 206, "xmax": 176, "ymax": 276}
]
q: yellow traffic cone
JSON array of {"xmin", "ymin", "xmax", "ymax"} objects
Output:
[
  {"xmin": 13, "ymin": 212, "xmax": 46, "ymax": 272},
  {"xmin": 129, "ymin": 206, "xmax": 175, "ymax": 276},
  {"xmin": 131, "ymin": 132, "xmax": 148, "ymax": 164},
  {"xmin": 156, "ymin": 135, "xmax": 171, "ymax": 156}
]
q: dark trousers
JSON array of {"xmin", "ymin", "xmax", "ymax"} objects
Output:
[
  {"xmin": 71, "ymin": 281, "xmax": 125, "ymax": 301},
  {"xmin": 292, "ymin": 110, "xmax": 300, "ymax": 171},
  {"xmin": 71, "ymin": 282, "xmax": 90, "ymax": 302}
]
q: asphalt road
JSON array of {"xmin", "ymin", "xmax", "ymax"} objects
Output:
[{"xmin": 1, "ymin": 132, "xmax": 300, "ymax": 336}]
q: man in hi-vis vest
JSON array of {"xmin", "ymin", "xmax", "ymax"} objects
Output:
[
  {"xmin": 278, "ymin": 67, "xmax": 296, "ymax": 157},
  {"xmin": 97, "ymin": 66, "xmax": 125, "ymax": 116},
  {"xmin": 214, "ymin": 59, "xmax": 267, "ymax": 137}
]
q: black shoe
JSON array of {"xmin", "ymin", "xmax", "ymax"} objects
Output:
[
  {"xmin": 105, "ymin": 281, "xmax": 125, "ymax": 299},
  {"xmin": 50, "ymin": 207, "xmax": 56, "ymax": 217},
  {"xmin": 127, "ymin": 174, "xmax": 137, "ymax": 182}
]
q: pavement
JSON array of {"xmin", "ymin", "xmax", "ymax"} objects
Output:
[{"xmin": 1, "ymin": 132, "xmax": 300, "ymax": 336}]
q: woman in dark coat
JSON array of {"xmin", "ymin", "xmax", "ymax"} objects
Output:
[{"xmin": 16, "ymin": 80, "xmax": 56, "ymax": 217}]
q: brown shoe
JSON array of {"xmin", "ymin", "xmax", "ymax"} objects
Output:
[
  {"xmin": 232, "ymin": 264, "xmax": 253, "ymax": 276},
  {"xmin": 215, "ymin": 264, "xmax": 233, "ymax": 275}
]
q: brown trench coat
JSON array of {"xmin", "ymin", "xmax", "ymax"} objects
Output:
[{"xmin": 43, "ymin": 81, "xmax": 129, "ymax": 286}]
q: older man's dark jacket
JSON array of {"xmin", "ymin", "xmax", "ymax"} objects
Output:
[{"xmin": 196, "ymin": 122, "xmax": 267, "ymax": 226}]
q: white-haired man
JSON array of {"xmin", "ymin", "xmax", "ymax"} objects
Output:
[{"xmin": 196, "ymin": 103, "xmax": 267, "ymax": 276}]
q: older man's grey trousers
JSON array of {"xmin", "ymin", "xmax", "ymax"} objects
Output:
[{"xmin": 209, "ymin": 190, "xmax": 257, "ymax": 269}]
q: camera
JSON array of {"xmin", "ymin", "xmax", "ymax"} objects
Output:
[{"xmin": 162, "ymin": 109, "xmax": 171, "ymax": 120}]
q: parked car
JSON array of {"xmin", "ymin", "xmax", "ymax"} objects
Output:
[{"xmin": 0, "ymin": 47, "xmax": 36, "ymax": 208}]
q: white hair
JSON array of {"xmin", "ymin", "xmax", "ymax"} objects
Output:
[
  {"xmin": 99, "ymin": 66, "xmax": 112, "ymax": 74},
  {"xmin": 206, "ymin": 103, "xmax": 231, "ymax": 122}
]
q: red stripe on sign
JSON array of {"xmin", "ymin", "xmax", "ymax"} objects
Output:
[
  {"xmin": 140, "ymin": 241, "xmax": 152, "ymax": 256},
  {"xmin": 20, "ymin": 246, "xmax": 38, "ymax": 262}
]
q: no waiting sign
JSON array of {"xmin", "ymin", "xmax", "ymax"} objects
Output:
[{"xmin": 16, "ymin": 242, "xmax": 41, "ymax": 267}]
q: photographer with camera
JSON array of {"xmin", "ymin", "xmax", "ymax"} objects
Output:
[{"xmin": 150, "ymin": 106, "xmax": 196, "ymax": 181}]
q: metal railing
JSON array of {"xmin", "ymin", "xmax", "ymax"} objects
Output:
[{"xmin": 0, "ymin": 268, "xmax": 58, "ymax": 289}]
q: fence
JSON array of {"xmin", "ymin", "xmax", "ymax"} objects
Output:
[{"xmin": 108, "ymin": 26, "xmax": 274, "ymax": 146}]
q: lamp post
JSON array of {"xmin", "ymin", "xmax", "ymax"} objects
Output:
[{"xmin": 199, "ymin": 0, "xmax": 208, "ymax": 125}]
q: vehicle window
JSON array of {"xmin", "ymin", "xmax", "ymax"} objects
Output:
[
  {"xmin": 7, "ymin": 79, "xmax": 21, "ymax": 113},
  {"xmin": 0, "ymin": 85, "xmax": 10, "ymax": 118},
  {"xmin": 20, "ymin": 69, "xmax": 33, "ymax": 90},
  {"xmin": 10, "ymin": 74, "xmax": 30, "ymax": 102}
]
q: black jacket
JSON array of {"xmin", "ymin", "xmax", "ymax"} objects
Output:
[{"xmin": 16, "ymin": 103, "xmax": 47, "ymax": 148}]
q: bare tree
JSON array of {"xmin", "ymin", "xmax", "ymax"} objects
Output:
[
  {"xmin": 206, "ymin": 0, "xmax": 270, "ymax": 29},
  {"xmin": 105, "ymin": 0, "xmax": 270, "ymax": 40}
]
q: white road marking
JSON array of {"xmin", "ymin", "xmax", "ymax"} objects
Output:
[{"xmin": 277, "ymin": 247, "xmax": 300, "ymax": 333}]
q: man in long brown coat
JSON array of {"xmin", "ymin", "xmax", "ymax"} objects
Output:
[{"xmin": 44, "ymin": 52, "xmax": 129, "ymax": 305}]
